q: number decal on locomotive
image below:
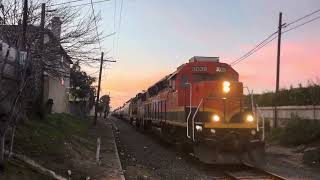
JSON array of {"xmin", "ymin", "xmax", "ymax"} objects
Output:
[
  {"xmin": 192, "ymin": 66, "xmax": 207, "ymax": 72},
  {"xmin": 216, "ymin": 67, "xmax": 226, "ymax": 72}
]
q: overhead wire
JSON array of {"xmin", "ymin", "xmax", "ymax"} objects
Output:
[
  {"xmin": 90, "ymin": 0, "xmax": 102, "ymax": 52},
  {"xmin": 48, "ymin": 0, "xmax": 110, "ymax": 8},
  {"xmin": 283, "ymin": 15, "xmax": 320, "ymax": 34},
  {"xmin": 112, "ymin": 0, "xmax": 117, "ymax": 59},
  {"xmin": 115, "ymin": 0, "xmax": 124, "ymax": 61},
  {"xmin": 230, "ymin": 31, "xmax": 278, "ymax": 66},
  {"xmin": 49, "ymin": 0, "xmax": 88, "ymax": 7},
  {"xmin": 231, "ymin": 36, "xmax": 278, "ymax": 66},
  {"xmin": 231, "ymin": 9, "xmax": 320, "ymax": 67},
  {"xmin": 285, "ymin": 8, "xmax": 320, "ymax": 27}
]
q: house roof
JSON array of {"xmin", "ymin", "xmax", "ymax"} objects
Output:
[{"xmin": 0, "ymin": 24, "xmax": 72, "ymax": 64}]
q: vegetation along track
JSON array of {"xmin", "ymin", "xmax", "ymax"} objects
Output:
[{"xmin": 221, "ymin": 163, "xmax": 287, "ymax": 180}]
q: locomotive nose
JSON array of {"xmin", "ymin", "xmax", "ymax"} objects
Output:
[{"xmin": 222, "ymin": 132, "xmax": 242, "ymax": 151}]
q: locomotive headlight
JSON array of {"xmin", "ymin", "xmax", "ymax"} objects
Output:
[
  {"xmin": 246, "ymin": 114, "xmax": 254, "ymax": 122},
  {"xmin": 212, "ymin": 114, "xmax": 220, "ymax": 122},
  {"xmin": 223, "ymin": 81, "xmax": 231, "ymax": 87},
  {"xmin": 195, "ymin": 125, "xmax": 203, "ymax": 132},
  {"xmin": 223, "ymin": 81, "xmax": 231, "ymax": 93}
]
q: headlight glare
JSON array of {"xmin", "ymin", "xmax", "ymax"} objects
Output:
[
  {"xmin": 223, "ymin": 81, "xmax": 231, "ymax": 87},
  {"xmin": 212, "ymin": 114, "xmax": 220, "ymax": 122},
  {"xmin": 247, "ymin": 114, "xmax": 254, "ymax": 122},
  {"xmin": 223, "ymin": 81, "xmax": 231, "ymax": 93},
  {"xmin": 223, "ymin": 86, "xmax": 230, "ymax": 93}
]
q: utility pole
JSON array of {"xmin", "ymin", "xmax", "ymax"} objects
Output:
[
  {"xmin": 93, "ymin": 53, "xmax": 116, "ymax": 125},
  {"xmin": 39, "ymin": 3, "xmax": 45, "ymax": 103},
  {"xmin": 94, "ymin": 52, "xmax": 104, "ymax": 125},
  {"xmin": 21, "ymin": 0, "xmax": 28, "ymax": 50},
  {"xmin": 39, "ymin": 3, "xmax": 45, "ymax": 48},
  {"xmin": 274, "ymin": 12, "xmax": 283, "ymax": 128}
]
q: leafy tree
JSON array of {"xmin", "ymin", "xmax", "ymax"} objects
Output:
[
  {"xmin": 70, "ymin": 61, "xmax": 96, "ymax": 107},
  {"xmin": 100, "ymin": 95, "xmax": 110, "ymax": 118}
]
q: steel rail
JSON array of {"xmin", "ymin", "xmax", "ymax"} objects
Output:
[{"xmin": 223, "ymin": 163, "xmax": 287, "ymax": 180}]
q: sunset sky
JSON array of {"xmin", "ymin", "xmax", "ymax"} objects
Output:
[{"xmin": 85, "ymin": 0, "xmax": 320, "ymax": 109}]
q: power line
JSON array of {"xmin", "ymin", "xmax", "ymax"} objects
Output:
[
  {"xmin": 88, "ymin": 62, "xmax": 110, "ymax": 76},
  {"xmin": 285, "ymin": 8, "xmax": 320, "ymax": 27},
  {"xmin": 231, "ymin": 11, "xmax": 320, "ymax": 67},
  {"xmin": 230, "ymin": 31, "xmax": 278, "ymax": 66},
  {"xmin": 231, "ymin": 36, "xmax": 277, "ymax": 66},
  {"xmin": 88, "ymin": 69, "xmax": 100, "ymax": 76},
  {"xmin": 49, "ymin": 0, "xmax": 87, "ymax": 7},
  {"xmin": 48, "ymin": 0, "xmax": 110, "ymax": 8},
  {"xmin": 112, "ymin": 0, "xmax": 117, "ymax": 58},
  {"xmin": 283, "ymin": 15, "xmax": 320, "ymax": 34},
  {"xmin": 115, "ymin": 0, "xmax": 124, "ymax": 61},
  {"xmin": 90, "ymin": 0, "xmax": 102, "ymax": 52}
]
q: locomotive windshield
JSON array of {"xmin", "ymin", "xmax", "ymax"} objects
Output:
[{"xmin": 192, "ymin": 73, "xmax": 237, "ymax": 82}]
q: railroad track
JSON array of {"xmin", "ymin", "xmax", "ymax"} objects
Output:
[{"xmin": 222, "ymin": 163, "xmax": 287, "ymax": 180}]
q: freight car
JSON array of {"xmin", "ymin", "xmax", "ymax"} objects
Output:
[{"xmin": 114, "ymin": 56, "xmax": 265, "ymax": 165}]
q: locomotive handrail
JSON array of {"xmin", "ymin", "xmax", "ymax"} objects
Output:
[
  {"xmin": 244, "ymin": 86, "xmax": 254, "ymax": 112},
  {"xmin": 186, "ymin": 83, "xmax": 192, "ymax": 139},
  {"xmin": 255, "ymin": 104, "xmax": 265, "ymax": 141},
  {"xmin": 192, "ymin": 98, "xmax": 203, "ymax": 141}
]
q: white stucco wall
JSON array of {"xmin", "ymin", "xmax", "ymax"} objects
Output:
[
  {"xmin": 258, "ymin": 106, "xmax": 320, "ymax": 120},
  {"xmin": 47, "ymin": 76, "xmax": 70, "ymax": 113}
]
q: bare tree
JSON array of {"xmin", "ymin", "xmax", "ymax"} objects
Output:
[
  {"xmin": 0, "ymin": 0, "xmax": 108, "ymax": 167},
  {"xmin": 1, "ymin": 0, "xmax": 105, "ymax": 72}
]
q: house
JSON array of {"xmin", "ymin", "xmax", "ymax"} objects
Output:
[
  {"xmin": 43, "ymin": 17, "xmax": 72, "ymax": 113},
  {"xmin": 0, "ymin": 17, "xmax": 72, "ymax": 114}
]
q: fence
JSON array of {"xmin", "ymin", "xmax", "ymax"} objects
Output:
[{"xmin": 257, "ymin": 105, "xmax": 320, "ymax": 127}]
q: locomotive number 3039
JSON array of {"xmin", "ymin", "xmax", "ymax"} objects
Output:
[{"xmin": 192, "ymin": 66, "xmax": 208, "ymax": 72}]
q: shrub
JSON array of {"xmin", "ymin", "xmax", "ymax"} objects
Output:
[
  {"xmin": 279, "ymin": 115, "xmax": 320, "ymax": 146},
  {"xmin": 266, "ymin": 128, "xmax": 284, "ymax": 142}
]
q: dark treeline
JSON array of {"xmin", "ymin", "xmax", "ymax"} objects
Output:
[{"xmin": 246, "ymin": 82, "xmax": 320, "ymax": 106}]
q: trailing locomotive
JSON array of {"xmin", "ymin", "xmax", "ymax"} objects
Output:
[{"xmin": 114, "ymin": 56, "xmax": 265, "ymax": 165}]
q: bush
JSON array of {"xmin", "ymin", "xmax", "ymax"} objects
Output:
[
  {"xmin": 266, "ymin": 128, "xmax": 284, "ymax": 142},
  {"xmin": 279, "ymin": 116, "xmax": 320, "ymax": 146}
]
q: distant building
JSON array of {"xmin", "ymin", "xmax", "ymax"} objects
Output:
[{"xmin": 0, "ymin": 17, "xmax": 72, "ymax": 114}]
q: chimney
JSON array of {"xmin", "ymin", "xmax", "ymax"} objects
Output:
[{"xmin": 51, "ymin": 17, "xmax": 62, "ymax": 40}]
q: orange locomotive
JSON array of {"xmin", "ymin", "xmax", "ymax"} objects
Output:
[{"xmin": 115, "ymin": 56, "xmax": 265, "ymax": 165}]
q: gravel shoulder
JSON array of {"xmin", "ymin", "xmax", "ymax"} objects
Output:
[
  {"xmin": 111, "ymin": 117, "xmax": 225, "ymax": 180},
  {"xmin": 265, "ymin": 144, "xmax": 320, "ymax": 179}
]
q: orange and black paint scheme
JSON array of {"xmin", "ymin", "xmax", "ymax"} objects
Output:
[{"xmin": 114, "ymin": 56, "xmax": 265, "ymax": 165}]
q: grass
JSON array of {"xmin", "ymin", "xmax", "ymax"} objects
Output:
[
  {"xmin": 9, "ymin": 113, "xmax": 93, "ymax": 179},
  {"xmin": 15, "ymin": 113, "xmax": 90, "ymax": 157}
]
